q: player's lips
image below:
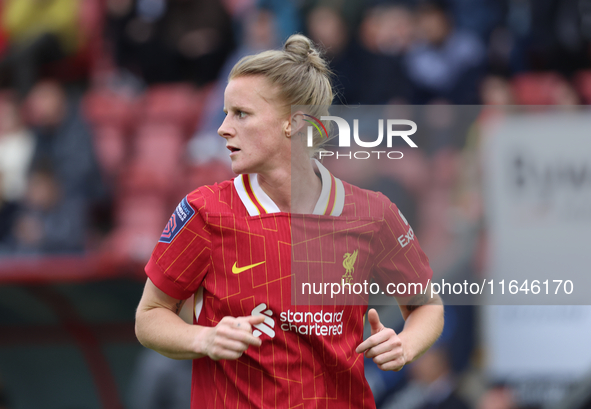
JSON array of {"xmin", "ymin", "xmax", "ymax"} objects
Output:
[{"xmin": 227, "ymin": 145, "xmax": 241, "ymax": 156}]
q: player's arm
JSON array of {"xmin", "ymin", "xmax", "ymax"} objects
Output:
[
  {"xmin": 357, "ymin": 289, "xmax": 444, "ymax": 371},
  {"xmin": 135, "ymin": 278, "xmax": 265, "ymax": 360},
  {"xmin": 396, "ymin": 290, "xmax": 444, "ymax": 363}
]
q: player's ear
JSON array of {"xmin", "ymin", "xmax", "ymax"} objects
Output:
[
  {"xmin": 288, "ymin": 111, "xmax": 306, "ymax": 138},
  {"xmin": 284, "ymin": 119, "xmax": 292, "ymax": 138}
]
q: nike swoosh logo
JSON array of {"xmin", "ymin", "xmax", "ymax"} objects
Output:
[{"xmin": 232, "ymin": 261, "xmax": 265, "ymax": 274}]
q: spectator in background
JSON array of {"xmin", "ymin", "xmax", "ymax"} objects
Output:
[
  {"xmin": 486, "ymin": 0, "xmax": 591, "ymax": 76},
  {"xmin": 9, "ymin": 162, "xmax": 86, "ymax": 254},
  {"xmin": 0, "ymin": 91, "xmax": 33, "ymax": 254},
  {"xmin": 257, "ymin": 0, "xmax": 301, "ymax": 42},
  {"xmin": 480, "ymin": 75, "xmax": 515, "ymax": 106},
  {"xmin": 25, "ymin": 81, "xmax": 104, "ymax": 202},
  {"xmin": 381, "ymin": 345, "xmax": 471, "ymax": 409},
  {"xmin": 405, "ymin": 1, "xmax": 486, "ymax": 104},
  {"xmin": 306, "ymin": 6, "xmax": 349, "ymax": 61},
  {"xmin": 0, "ymin": 175, "xmax": 19, "ymax": 254},
  {"xmin": 446, "ymin": 0, "xmax": 504, "ymax": 42},
  {"xmin": 306, "ymin": 6, "xmax": 355, "ymax": 104},
  {"xmin": 0, "ymin": 92, "xmax": 35, "ymax": 202},
  {"xmin": 128, "ymin": 295, "xmax": 195, "ymax": 409},
  {"xmin": 477, "ymin": 385, "xmax": 518, "ymax": 409},
  {"xmin": 128, "ymin": 349, "xmax": 192, "ymax": 409},
  {"xmin": 105, "ymin": 0, "xmax": 234, "ymax": 86},
  {"xmin": 339, "ymin": 4, "xmax": 415, "ymax": 104},
  {"xmin": 0, "ymin": 0, "xmax": 83, "ymax": 97},
  {"xmin": 0, "ymin": 25, "xmax": 8, "ymax": 58},
  {"xmin": 189, "ymin": 7, "xmax": 279, "ymax": 162},
  {"xmin": 300, "ymin": 0, "xmax": 365, "ymax": 34},
  {"xmin": 515, "ymin": 0, "xmax": 589, "ymax": 75}
]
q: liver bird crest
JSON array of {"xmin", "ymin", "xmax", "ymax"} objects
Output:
[{"xmin": 341, "ymin": 249, "xmax": 358, "ymax": 284}]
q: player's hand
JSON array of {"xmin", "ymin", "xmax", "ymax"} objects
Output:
[
  {"xmin": 203, "ymin": 315, "xmax": 266, "ymax": 361},
  {"xmin": 356, "ymin": 309, "xmax": 406, "ymax": 371}
]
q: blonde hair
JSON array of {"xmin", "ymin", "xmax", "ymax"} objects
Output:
[{"xmin": 229, "ymin": 34, "xmax": 333, "ymax": 155}]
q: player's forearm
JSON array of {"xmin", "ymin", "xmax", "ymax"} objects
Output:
[
  {"xmin": 398, "ymin": 298, "xmax": 444, "ymax": 363},
  {"xmin": 135, "ymin": 307, "xmax": 210, "ymax": 360}
]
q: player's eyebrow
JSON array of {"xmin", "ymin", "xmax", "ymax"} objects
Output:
[{"xmin": 224, "ymin": 104, "xmax": 250, "ymax": 114}]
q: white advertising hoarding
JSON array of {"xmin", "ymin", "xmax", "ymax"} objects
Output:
[{"xmin": 482, "ymin": 109, "xmax": 591, "ymax": 388}]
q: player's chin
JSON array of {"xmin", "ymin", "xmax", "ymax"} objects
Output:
[
  {"xmin": 231, "ymin": 162, "xmax": 250, "ymax": 176},
  {"xmin": 230, "ymin": 158, "xmax": 257, "ymax": 176},
  {"xmin": 229, "ymin": 156, "xmax": 242, "ymax": 171}
]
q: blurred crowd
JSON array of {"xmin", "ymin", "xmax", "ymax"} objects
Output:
[
  {"xmin": 1, "ymin": 0, "xmax": 591, "ymax": 408},
  {"xmin": 1, "ymin": 0, "xmax": 590, "ymax": 257}
]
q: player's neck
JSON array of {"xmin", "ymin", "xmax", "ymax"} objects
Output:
[{"xmin": 257, "ymin": 160, "xmax": 321, "ymax": 214}]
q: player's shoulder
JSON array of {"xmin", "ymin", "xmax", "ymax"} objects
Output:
[
  {"xmin": 342, "ymin": 180, "xmax": 392, "ymax": 204},
  {"xmin": 185, "ymin": 178, "xmax": 236, "ymax": 212},
  {"xmin": 340, "ymin": 179, "xmax": 394, "ymax": 218}
]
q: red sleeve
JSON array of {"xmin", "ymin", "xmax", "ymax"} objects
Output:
[
  {"xmin": 372, "ymin": 195, "xmax": 433, "ymax": 297},
  {"xmin": 145, "ymin": 194, "xmax": 211, "ymax": 300}
]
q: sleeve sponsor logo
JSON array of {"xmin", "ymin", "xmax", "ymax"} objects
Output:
[
  {"xmin": 397, "ymin": 208, "xmax": 414, "ymax": 248},
  {"xmin": 397, "ymin": 226, "xmax": 415, "ymax": 248},
  {"xmin": 159, "ymin": 197, "xmax": 196, "ymax": 243}
]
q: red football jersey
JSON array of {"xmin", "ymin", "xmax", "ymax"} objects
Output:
[{"xmin": 145, "ymin": 160, "xmax": 432, "ymax": 408}]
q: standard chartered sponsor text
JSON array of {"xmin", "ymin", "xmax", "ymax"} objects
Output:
[{"xmin": 280, "ymin": 309, "xmax": 344, "ymax": 336}]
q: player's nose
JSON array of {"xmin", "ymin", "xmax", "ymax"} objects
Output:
[{"xmin": 218, "ymin": 116, "xmax": 234, "ymax": 139}]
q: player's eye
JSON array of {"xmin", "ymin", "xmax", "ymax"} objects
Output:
[{"xmin": 238, "ymin": 111, "xmax": 247, "ymax": 118}]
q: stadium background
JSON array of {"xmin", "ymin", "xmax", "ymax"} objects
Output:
[{"xmin": 1, "ymin": 0, "xmax": 591, "ymax": 408}]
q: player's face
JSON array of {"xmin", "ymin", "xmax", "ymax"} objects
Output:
[{"xmin": 218, "ymin": 75, "xmax": 291, "ymax": 175}]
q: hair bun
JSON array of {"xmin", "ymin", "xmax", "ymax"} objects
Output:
[{"xmin": 284, "ymin": 34, "xmax": 328, "ymax": 73}]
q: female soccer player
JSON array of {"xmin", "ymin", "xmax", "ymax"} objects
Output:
[{"xmin": 135, "ymin": 34, "xmax": 444, "ymax": 408}]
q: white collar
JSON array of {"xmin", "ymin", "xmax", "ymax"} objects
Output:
[{"xmin": 233, "ymin": 159, "xmax": 345, "ymax": 216}]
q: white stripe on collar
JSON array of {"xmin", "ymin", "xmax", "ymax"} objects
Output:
[
  {"xmin": 233, "ymin": 160, "xmax": 345, "ymax": 216},
  {"xmin": 249, "ymin": 173, "xmax": 281, "ymax": 213},
  {"xmin": 234, "ymin": 174, "xmax": 258, "ymax": 216},
  {"xmin": 312, "ymin": 159, "xmax": 344, "ymax": 216}
]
